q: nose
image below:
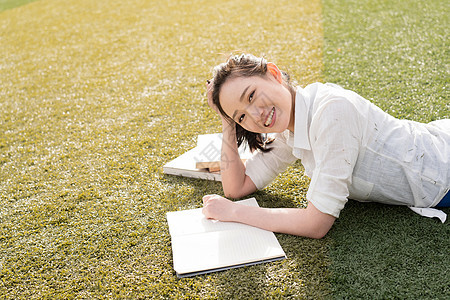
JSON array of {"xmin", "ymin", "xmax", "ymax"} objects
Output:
[{"xmin": 248, "ymin": 105, "xmax": 264, "ymax": 123}]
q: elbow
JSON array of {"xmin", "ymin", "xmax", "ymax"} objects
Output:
[
  {"xmin": 286, "ymin": 222, "xmax": 331, "ymax": 239},
  {"xmin": 302, "ymin": 202, "xmax": 335, "ymax": 239},
  {"xmin": 308, "ymin": 227, "xmax": 330, "ymax": 239},
  {"xmin": 308, "ymin": 219, "xmax": 334, "ymax": 239},
  {"xmin": 221, "ymin": 174, "xmax": 256, "ymax": 199},
  {"xmin": 304, "ymin": 216, "xmax": 334, "ymax": 239},
  {"xmin": 222, "ymin": 182, "xmax": 251, "ymax": 199},
  {"xmin": 223, "ymin": 188, "xmax": 245, "ymax": 199},
  {"xmin": 223, "ymin": 184, "xmax": 253, "ymax": 199}
]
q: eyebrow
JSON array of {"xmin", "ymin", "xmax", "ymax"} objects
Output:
[{"xmin": 232, "ymin": 85, "xmax": 250, "ymax": 120}]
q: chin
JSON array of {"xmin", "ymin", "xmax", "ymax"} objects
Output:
[
  {"xmin": 274, "ymin": 121, "xmax": 289, "ymax": 133},
  {"xmin": 266, "ymin": 127, "xmax": 284, "ymax": 134}
]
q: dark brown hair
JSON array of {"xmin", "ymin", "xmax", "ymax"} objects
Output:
[{"xmin": 212, "ymin": 54, "xmax": 294, "ymax": 152}]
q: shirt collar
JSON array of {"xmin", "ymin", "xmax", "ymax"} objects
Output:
[{"xmin": 291, "ymin": 87, "xmax": 312, "ymax": 150}]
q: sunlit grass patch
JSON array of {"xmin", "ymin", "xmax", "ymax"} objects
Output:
[
  {"xmin": 0, "ymin": 0, "xmax": 326, "ymax": 298},
  {"xmin": 0, "ymin": 0, "xmax": 38, "ymax": 11}
]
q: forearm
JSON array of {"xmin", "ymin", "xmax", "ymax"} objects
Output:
[
  {"xmin": 205, "ymin": 80, "xmax": 256, "ymax": 198},
  {"xmin": 232, "ymin": 202, "xmax": 335, "ymax": 239},
  {"xmin": 220, "ymin": 120, "xmax": 256, "ymax": 198}
]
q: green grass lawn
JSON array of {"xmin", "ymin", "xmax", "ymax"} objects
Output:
[
  {"xmin": 0, "ymin": 0, "xmax": 448, "ymax": 298},
  {"xmin": 323, "ymin": 0, "xmax": 449, "ymax": 298},
  {"xmin": 1, "ymin": 0, "xmax": 328, "ymax": 298},
  {"xmin": 0, "ymin": 0, "xmax": 38, "ymax": 11}
]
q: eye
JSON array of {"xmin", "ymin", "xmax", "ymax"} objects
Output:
[
  {"xmin": 249, "ymin": 90, "xmax": 255, "ymax": 102},
  {"xmin": 238, "ymin": 114, "xmax": 245, "ymax": 123}
]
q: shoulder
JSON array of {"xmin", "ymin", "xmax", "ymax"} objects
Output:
[{"xmin": 302, "ymin": 83, "xmax": 375, "ymax": 121}]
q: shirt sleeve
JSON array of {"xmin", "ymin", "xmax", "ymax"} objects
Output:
[
  {"xmin": 245, "ymin": 133, "xmax": 298, "ymax": 190},
  {"xmin": 307, "ymin": 97, "xmax": 363, "ymax": 218}
]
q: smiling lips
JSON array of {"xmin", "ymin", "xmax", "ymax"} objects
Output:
[{"xmin": 264, "ymin": 107, "xmax": 275, "ymax": 127}]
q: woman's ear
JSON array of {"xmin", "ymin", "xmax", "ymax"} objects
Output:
[{"xmin": 267, "ymin": 62, "xmax": 282, "ymax": 83}]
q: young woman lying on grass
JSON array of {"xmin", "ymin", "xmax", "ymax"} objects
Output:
[{"xmin": 202, "ymin": 54, "xmax": 450, "ymax": 239}]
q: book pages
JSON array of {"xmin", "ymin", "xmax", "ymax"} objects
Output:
[
  {"xmin": 166, "ymin": 198, "xmax": 286, "ymax": 277},
  {"xmin": 163, "ymin": 133, "xmax": 253, "ymax": 181}
]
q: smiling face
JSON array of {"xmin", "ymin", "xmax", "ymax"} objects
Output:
[{"xmin": 219, "ymin": 72, "xmax": 295, "ymax": 133}]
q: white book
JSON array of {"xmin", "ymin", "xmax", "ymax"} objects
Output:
[
  {"xmin": 162, "ymin": 133, "xmax": 253, "ymax": 181},
  {"xmin": 166, "ymin": 198, "xmax": 286, "ymax": 277},
  {"xmin": 162, "ymin": 145, "xmax": 222, "ymax": 181}
]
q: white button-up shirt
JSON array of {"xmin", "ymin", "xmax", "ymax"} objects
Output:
[{"xmin": 245, "ymin": 83, "xmax": 450, "ymax": 220}]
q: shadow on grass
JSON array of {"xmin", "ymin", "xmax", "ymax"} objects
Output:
[
  {"xmin": 167, "ymin": 189, "xmax": 331, "ymax": 298},
  {"xmin": 328, "ymin": 201, "xmax": 450, "ymax": 299},
  {"xmin": 160, "ymin": 174, "xmax": 223, "ymax": 209}
]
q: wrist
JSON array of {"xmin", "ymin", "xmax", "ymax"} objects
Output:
[{"xmin": 230, "ymin": 201, "xmax": 243, "ymax": 222}]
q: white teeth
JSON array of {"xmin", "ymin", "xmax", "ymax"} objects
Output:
[{"xmin": 264, "ymin": 107, "xmax": 275, "ymax": 127}]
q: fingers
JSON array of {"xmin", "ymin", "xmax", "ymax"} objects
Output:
[
  {"xmin": 202, "ymin": 194, "xmax": 220, "ymax": 205},
  {"xmin": 201, "ymin": 207, "xmax": 213, "ymax": 219},
  {"xmin": 206, "ymin": 79, "xmax": 213, "ymax": 91},
  {"xmin": 206, "ymin": 80, "xmax": 214, "ymax": 100},
  {"xmin": 202, "ymin": 194, "xmax": 217, "ymax": 219},
  {"xmin": 202, "ymin": 194, "xmax": 211, "ymax": 205},
  {"xmin": 201, "ymin": 195, "xmax": 236, "ymax": 222},
  {"xmin": 206, "ymin": 79, "xmax": 225, "ymax": 120},
  {"xmin": 202, "ymin": 194, "xmax": 214, "ymax": 205}
]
